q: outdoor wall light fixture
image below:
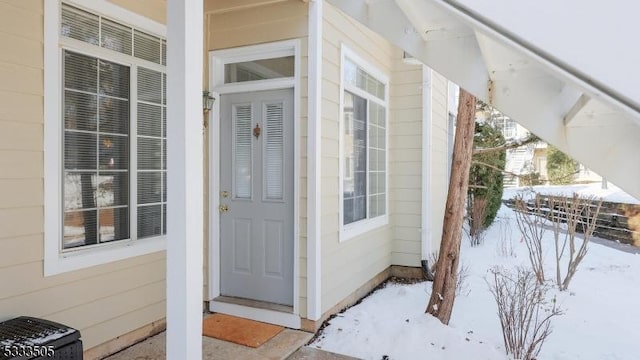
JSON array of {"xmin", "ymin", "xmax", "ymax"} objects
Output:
[{"xmin": 203, "ymin": 91, "xmax": 215, "ymax": 113}]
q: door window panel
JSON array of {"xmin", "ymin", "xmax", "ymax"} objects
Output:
[
  {"xmin": 233, "ymin": 104, "xmax": 253, "ymax": 199},
  {"xmin": 264, "ymin": 102, "xmax": 285, "ymax": 200}
]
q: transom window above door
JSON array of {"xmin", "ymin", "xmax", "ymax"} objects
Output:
[
  {"xmin": 224, "ymin": 56, "xmax": 295, "ymax": 83},
  {"xmin": 210, "ymin": 42, "xmax": 298, "ymax": 91}
]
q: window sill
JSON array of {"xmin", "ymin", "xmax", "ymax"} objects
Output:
[
  {"xmin": 44, "ymin": 236, "xmax": 166, "ymax": 276},
  {"xmin": 339, "ymin": 215, "xmax": 389, "ymax": 242}
]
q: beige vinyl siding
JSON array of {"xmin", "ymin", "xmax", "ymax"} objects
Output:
[
  {"xmin": 108, "ymin": 0, "xmax": 167, "ymax": 24},
  {"xmin": 389, "ymin": 52, "xmax": 423, "ymax": 266},
  {"xmin": 205, "ymin": 0, "xmax": 309, "ymax": 317},
  {"xmin": 206, "ymin": 0, "xmax": 307, "ymax": 50},
  {"xmin": 320, "ymin": 3, "xmax": 394, "ymax": 313},
  {"xmin": 428, "ymin": 72, "xmax": 450, "ymax": 251},
  {"xmin": 0, "ymin": 0, "xmax": 168, "ymax": 353}
]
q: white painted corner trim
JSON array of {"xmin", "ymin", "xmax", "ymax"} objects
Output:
[
  {"xmin": 44, "ymin": 0, "xmax": 168, "ymax": 276},
  {"xmin": 421, "ymin": 66, "xmax": 433, "ymax": 259},
  {"xmin": 307, "ymin": 0, "xmax": 323, "ymax": 321},
  {"xmin": 207, "ymin": 39, "xmax": 302, "ymax": 317}
]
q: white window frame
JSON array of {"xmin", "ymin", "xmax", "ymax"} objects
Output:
[
  {"xmin": 339, "ymin": 44, "xmax": 389, "ymax": 242},
  {"xmin": 44, "ymin": 0, "xmax": 167, "ymax": 276}
]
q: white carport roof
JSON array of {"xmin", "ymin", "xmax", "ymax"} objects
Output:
[{"xmin": 328, "ymin": 0, "xmax": 640, "ymax": 199}]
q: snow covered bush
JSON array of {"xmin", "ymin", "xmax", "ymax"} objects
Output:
[{"xmin": 488, "ymin": 266, "xmax": 562, "ymax": 360}]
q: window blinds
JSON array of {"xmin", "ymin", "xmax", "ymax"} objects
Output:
[
  {"xmin": 264, "ymin": 103, "xmax": 285, "ymax": 200},
  {"xmin": 137, "ymin": 67, "xmax": 166, "ymax": 239},
  {"xmin": 234, "ymin": 104, "xmax": 253, "ymax": 199},
  {"xmin": 62, "ymin": 50, "xmax": 131, "ymax": 248},
  {"xmin": 60, "ymin": 4, "xmax": 167, "ymax": 249},
  {"xmin": 61, "ymin": 4, "xmax": 165, "ymax": 65}
]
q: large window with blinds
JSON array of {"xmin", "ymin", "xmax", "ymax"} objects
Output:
[
  {"xmin": 60, "ymin": 4, "xmax": 167, "ymax": 250},
  {"xmin": 340, "ymin": 48, "xmax": 388, "ymax": 238}
]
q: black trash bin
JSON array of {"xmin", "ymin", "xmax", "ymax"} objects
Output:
[{"xmin": 0, "ymin": 317, "xmax": 82, "ymax": 360}]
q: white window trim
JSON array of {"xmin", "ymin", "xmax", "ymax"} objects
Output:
[
  {"xmin": 339, "ymin": 44, "xmax": 390, "ymax": 242},
  {"xmin": 44, "ymin": 0, "xmax": 167, "ymax": 276}
]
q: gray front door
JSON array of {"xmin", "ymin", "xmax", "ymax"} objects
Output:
[{"xmin": 219, "ymin": 89, "xmax": 294, "ymax": 306}]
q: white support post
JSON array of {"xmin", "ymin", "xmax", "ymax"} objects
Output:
[{"xmin": 166, "ymin": 0, "xmax": 204, "ymax": 359}]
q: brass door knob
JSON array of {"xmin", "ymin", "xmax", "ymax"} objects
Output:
[{"xmin": 219, "ymin": 204, "xmax": 229, "ymax": 213}]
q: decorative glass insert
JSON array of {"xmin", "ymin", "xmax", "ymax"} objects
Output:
[
  {"xmin": 62, "ymin": 50, "xmax": 130, "ymax": 249},
  {"xmin": 233, "ymin": 104, "xmax": 253, "ymax": 199},
  {"xmin": 264, "ymin": 102, "xmax": 285, "ymax": 200},
  {"xmin": 224, "ymin": 56, "xmax": 295, "ymax": 83}
]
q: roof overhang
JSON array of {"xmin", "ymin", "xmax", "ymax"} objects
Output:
[{"xmin": 328, "ymin": 0, "xmax": 640, "ymax": 199}]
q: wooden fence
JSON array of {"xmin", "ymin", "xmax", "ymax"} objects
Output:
[{"xmin": 503, "ymin": 195, "xmax": 640, "ymax": 247}]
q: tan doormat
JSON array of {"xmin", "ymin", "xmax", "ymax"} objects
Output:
[{"xmin": 202, "ymin": 313, "xmax": 284, "ymax": 348}]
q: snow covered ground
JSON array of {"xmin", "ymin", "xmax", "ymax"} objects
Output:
[
  {"xmin": 503, "ymin": 183, "xmax": 640, "ymax": 204},
  {"xmin": 310, "ymin": 205, "xmax": 640, "ymax": 359}
]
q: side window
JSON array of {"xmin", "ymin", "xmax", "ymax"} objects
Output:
[{"xmin": 341, "ymin": 53, "xmax": 388, "ymax": 232}]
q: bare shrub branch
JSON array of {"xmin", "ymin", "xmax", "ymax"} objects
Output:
[
  {"xmin": 468, "ymin": 196, "xmax": 488, "ymax": 247},
  {"xmin": 496, "ymin": 216, "xmax": 516, "ymax": 258},
  {"xmin": 513, "ymin": 194, "xmax": 548, "ymax": 284},
  {"xmin": 488, "ymin": 266, "xmax": 562, "ymax": 360},
  {"xmin": 548, "ymin": 194, "xmax": 603, "ymax": 290}
]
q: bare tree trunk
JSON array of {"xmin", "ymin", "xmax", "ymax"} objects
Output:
[{"xmin": 426, "ymin": 89, "xmax": 476, "ymax": 324}]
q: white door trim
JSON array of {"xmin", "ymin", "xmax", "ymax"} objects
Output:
[{"xmin": 208, "ymin": 40, "xmax": 301, "ymax": 321}]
